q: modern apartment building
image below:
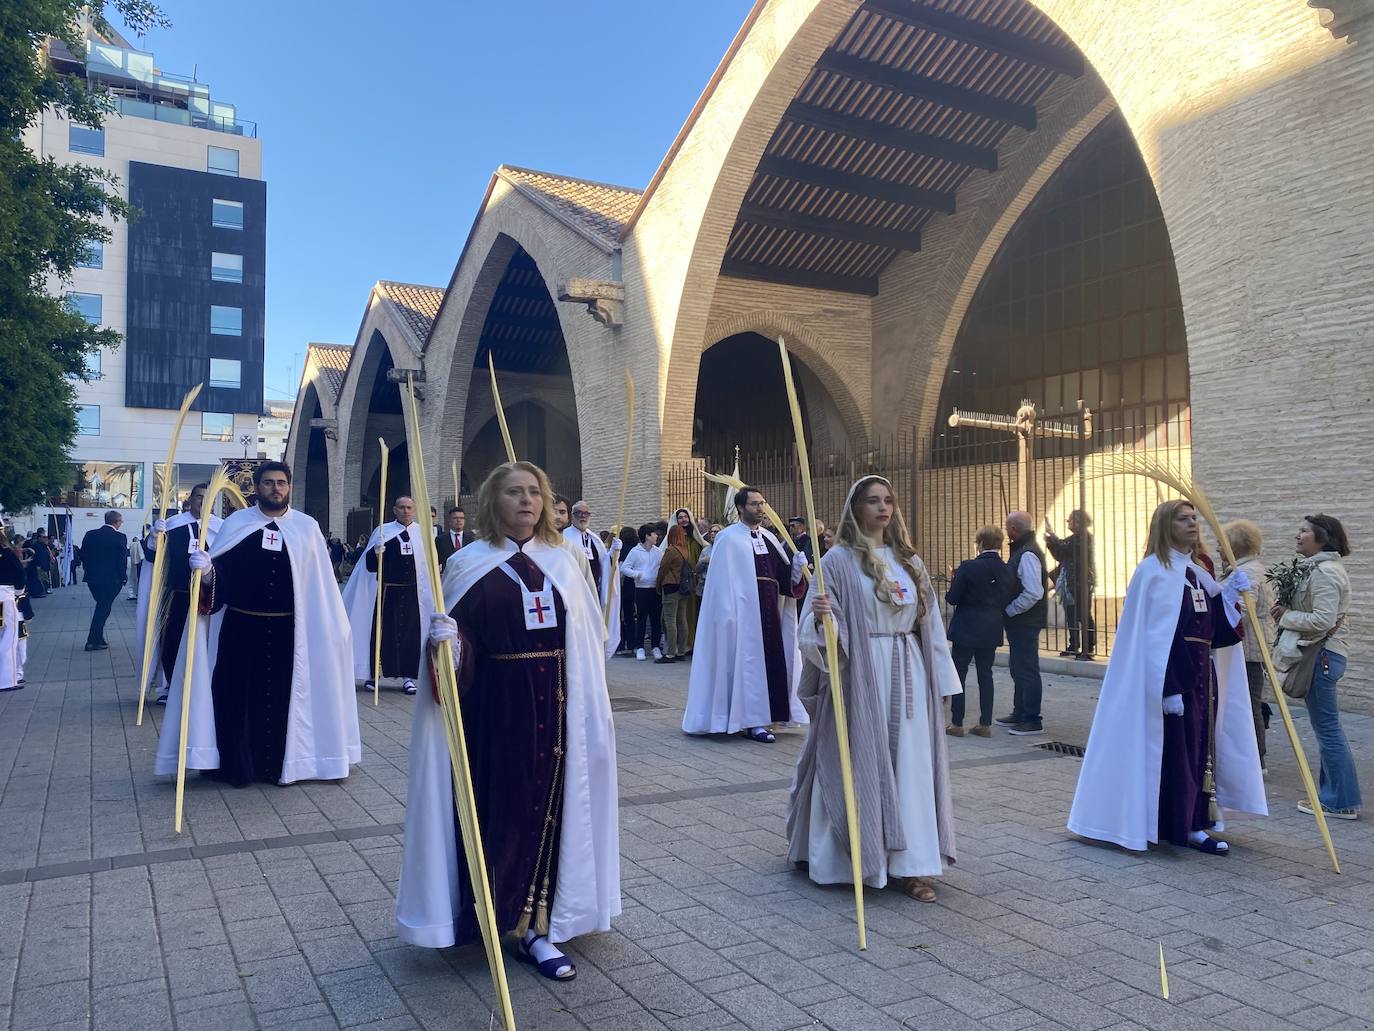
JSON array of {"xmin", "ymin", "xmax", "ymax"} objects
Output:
[{"xmin": 23, "ymin": 23, "xmax": 265, "ymax": 536}]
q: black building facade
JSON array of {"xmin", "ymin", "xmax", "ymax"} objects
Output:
[{"xmin": 125, "ymin": 161, "xmax": 266, "ymax": 413}]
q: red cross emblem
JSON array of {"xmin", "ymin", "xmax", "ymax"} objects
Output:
[
  {"xmin": 264, "ymin": 531, "xmax": 279, "ymax": 547},
  {"xmin": 527, "ymin": 596, "xmax": 549, "ymax": 624},
  {"xmin": 891, "ymin": 580, "xmax": 909, "ymax": 602}
]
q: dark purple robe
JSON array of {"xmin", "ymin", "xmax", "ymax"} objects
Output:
[
  {"xmin": 1157, "ymin": 568, "xmax": 1240, "ymax": 845},
  {"xmin": 365, "ymin": 528, "xmax": 420, "ymax": 679},
  {"xmin": 449, "ymin": 548, "xmax": 566, "ymax": 944},
  {"xmin": 750, "ymin": 529, "xmax": 797, "ymax": 724},
  {"xmin": 577, "ymin": 532, "xmax": 603, "ymax": 599},
  {"xmin": 202, "ymin": 522, "xmax": 295, "ymax": 788},
  {"xmin": 145, "ymin": 522, "xmax": 197, "ymax": 684}
]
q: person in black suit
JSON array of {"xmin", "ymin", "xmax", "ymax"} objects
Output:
[
  {"xmin": 81, "ymin": 511, "xmax": 127, "ymax": 650},
  {"xmin": 435, "ymin": 506, "xmax": 476, "ymax": 566},
  {"xmin": 945, "ymin": 526, "xmax": 1013, "ymax": 737}
]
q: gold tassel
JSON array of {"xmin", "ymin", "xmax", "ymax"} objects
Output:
[
  {"xmin": 534, "ymin": 886, "xmax": 550, "ymax": 936},
  {"xmin": 1203, "ymin": 767, "xmax": 1215, "ymax": 795},
  {"xmin": 1209, "ymin": 797, "xmax": 1221, "ymax": 824},
  {"xmin": 513, "ymin": 893, "xmax": 534, "ymax": 938}
]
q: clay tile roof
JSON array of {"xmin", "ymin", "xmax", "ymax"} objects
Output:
[
  {"xmin": 376, "ymin": 281, "xmax": 446, "ymax": 347},
  {"xmin": 306, "ymin": 342, "xmax": 352, "ymax": 402},
  {"xmin": 497, "ymin": 165, "xmax": 643, "ymax": 250}
]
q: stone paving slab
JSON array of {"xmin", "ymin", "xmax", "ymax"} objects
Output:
[{"xmin": 0, "ymin": 586, "xmax": 1371, "ymax": 1029}]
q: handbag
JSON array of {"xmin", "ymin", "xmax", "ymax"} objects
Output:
[{"xmin": 1280, "ymin": 616, "xmax": 1343, "ymax": 699}]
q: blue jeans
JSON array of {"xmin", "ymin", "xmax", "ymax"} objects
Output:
[
  {"xmin": 1303, "ymin": 650, "xmax": 1362, "ymax": 811},
  {"xmin": 1005, "ymin": 625, "xmax": 1043, "ymax": 723}
]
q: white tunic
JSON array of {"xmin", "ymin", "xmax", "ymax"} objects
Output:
[
  {"xmin": 798, "ymin": 548, "xmax": 944, "ymax": 883},
  {"xmin": 0, "ymin": 586, "xmax": 21, "ymax": 690}
]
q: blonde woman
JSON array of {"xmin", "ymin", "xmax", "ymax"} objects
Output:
[
  {"xmin": 788, "ymin": 476, "xmax": 961, "ymax": 902},
  {"xmin": 1221, "ymin": 520, "xmax": 1275, "ymax": 771}
]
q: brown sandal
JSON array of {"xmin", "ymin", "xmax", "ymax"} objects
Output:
[{"xmin": 899, "ymin": 877, "xmax": 937, "ymax": 903}]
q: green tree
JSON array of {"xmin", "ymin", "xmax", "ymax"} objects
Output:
[{"xmin": 0, "ymin": 0, "xmax": 167, "ymax": 511}]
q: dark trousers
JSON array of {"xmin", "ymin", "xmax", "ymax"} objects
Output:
[
  {"xmin": 86, "ymin": 581, "xmax": 121, "ymax": 646},
  {"xmin": 1005, "ymin": 624, "xmax": 1043, "ymax": 723},
  {"xmin": 1065, "ymin": 591, "xmax": 1097, "ymax": 653},
  {"xmin": 949, "ymin": 644, "xmax": 996, "ymax": 726},
  {"xmin": 618, "ymin": 575, "xmax": 636, "ymax": 651},
  {"xmin": 634, "ymin": 587, "xmax": 662, "ymax": 651}
]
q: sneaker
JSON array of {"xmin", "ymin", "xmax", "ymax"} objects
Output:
[
  {"xmin": 654, "ymin": 656, "xmax": 674, "ymax": 665},
  {"xmin": 993, "ymin": 714, "xmax": 1021, "ymax": 727},
  {"xmin": 652, "ymin": 647, "xmax": 663, "ymax": 660},
  {"xmin": 1059, "ymin": 649, "xmax": 1075, "ymax": 657},
  {"xmin": 635, "ymin": 648, "xmax": 646, "ymax": 661},
  {"xmin": 1007, "ymin": 721, "xmax": 1044, "ymax": 736},
  {"xmin": 360, "ymin": 681, "xmax": 375, "ymax": 692},
  {"xmin": 1297, "ymin": 799, "xmax": 1359, "ymax": 820},
  {"xmin": 945, "ymin": 724, "xmax": 965, "ymax": 737},
  {"xmin": 1074, "ymin": 654, "xmax": 1096, "ymax": 662},
  {"xmin": 155, "ymin": 694, "xmax": 168, "ymax": 706},
  {"xmin": 403, "ymin": 680, "xmax": 417, "ymax": 695},
  {"xmin": 969, "ymin": 725, "xmax": 991, "ymax": 738}
]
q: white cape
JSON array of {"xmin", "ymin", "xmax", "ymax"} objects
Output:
[
  {"xmin": 135, "ymin": 512, "xmax": 222, "ymax": 698},
  {"xmin": 563, "ymin": 525, "xmax": 618, "ymax": 660},
  {"xmin": 683, "ymin": 522, "xmax": 807, "ymax": 734},
  {"xmin": 340, "ymin": 521, "xmax": 435, "ymax": 681},
  {"xmin": 155, "ymin": 506, "xmax": 361, "ymax": 783},
  {"xmin": 0, "ymin": 586, "xmax": 20, "ymax": 689},
  {"xmin": 396, "ymin": 536, "xmax": 619, "ymax": 947},
  {"xmin": 1068, "ymin": 553, "xmax": 1267, "ymax": 851}
]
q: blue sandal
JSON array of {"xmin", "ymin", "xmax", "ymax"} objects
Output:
[
  {"xmin": 742, "ymin": 727, "xmax": 775, "ymax": 743},
  {"xmin": 1187, "ymin": 837, "xmax": 1228, "ymax": 856},
  {"xmin": 515, "ymin": 935, "xmax": 576, "ymax": 981}
]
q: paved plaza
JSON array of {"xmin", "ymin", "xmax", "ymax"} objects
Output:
[{"xmin": 1, "ymin": 586, "xmax": 1372, "ymax": 1031}]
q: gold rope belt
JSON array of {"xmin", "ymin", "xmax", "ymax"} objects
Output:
[
  {"xmin": 488, "ymin": 648, "xmax": 565, "ymax": 661},
  {"xmin": 1183, "ymin": 636, "xmax": 1211, "ymax": 645},
  {"xmin": 228, "ymin": 606, "xmax": 292, "ymax": 617}
]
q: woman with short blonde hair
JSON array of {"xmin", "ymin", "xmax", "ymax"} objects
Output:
[{"xmin": 1222, "ymin": 519, "xmax": 1275, "ymax": 771}]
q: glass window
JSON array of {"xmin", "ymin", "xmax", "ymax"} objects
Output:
[
  {"xmin": 153, "ymin": 463, "xmax": 218, "ymax": 513},
  {"xmin": 201, "ymin": 412, "xmax": 234, "ymax": 442},
  {"xmin": 59, "ymin": 460, "xmax": 143, "ymax": 509},
  {"xmin": 85, "ymin": 349, "xmax": 102, "ymax": 378},
  {"xmin": 210, "ymin": 251, "xmax": 243, "ymax": 283},
  {"xmin": 67, "ymin": 292, "xmax": 102, "ymax": 325},
  {"xmin": 78, "ymin": 240, "xmax": 104, "ymax": 269},
  {"xmin": 212, "ymin": 198, "xmax": 244, "ymax": 230},
  {"xmin": 210, "ymin": 305, "xmax": 242, "ymax": 336},
  {"xmin": 76, "ymin": 405, "xmax": 100, "ymax": 435},
  {"xmin": 209, "ymin": 358, "xmax": 241, "ymax": 389},
  {"xmin": 207, "ymin": 145, "xmax": 239, "ymax": 176},
  {"xmin": 69, "ymin": 124, "xmax": 104, "ymax": 156}
]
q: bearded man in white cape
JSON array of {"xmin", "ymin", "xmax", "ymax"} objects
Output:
[
  {"xmin": 563, "ymin": 499, "xmax": 621, "ymax": 660},
  {"xmin": 1068, "ymin": 500, "xmax": 1265, "ymax": 855},
  {"xmin": 156, "ymin": 461, "xmax": 360, "ymax": 787},
  {"xmin": 341, "ymin": 495, "xmax": 433, "ymax": 695},
  {"xmin": 137, "ymin": 483, "xmax": 222, "ymax": 705},
  {"xmin": 683, "ymin": 486, "xmax": 809, "ymax": 743},
  {"xmin": 396, "ymin": 461, "xmax": 619, "ymax": 984}
]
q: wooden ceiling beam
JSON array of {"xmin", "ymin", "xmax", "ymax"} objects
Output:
[
  {"xmin": 817, "ymin": 51, "xmax": 1037, "ymax": 130},
  {"xmin": 756, "ymin": 154, "xmax": 956, "ymax": 214},
  {"xmin": 738, "ymin": 201, "xmax": 923, "ymax": 251},
  {"xmin": 864, "ymin": 0, "xmax": 1084, "ymax": 78},
  {"xmin": 720, "ymin": 258, "xmax": 880, "ymax": 296},
  {"xmin": 784, "ymin": 100, "xmax": 999, "ymax": 171}
]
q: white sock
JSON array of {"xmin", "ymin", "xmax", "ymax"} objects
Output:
[
  {"xmin": 523, "ymin": 932, "xmax": 571, "ymax": 975},
  {"xmin": 1188, "ymin": 830, "xmax": 1228, "ymax": 851}
]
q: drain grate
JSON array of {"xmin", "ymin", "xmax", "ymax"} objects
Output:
[
  {"xmin": 1034, "ymin": 741, "xmax": 1086, "ymax": 757},
  {"xmin": 609, "ymin": 696, "xmax": 667, "ymax": 713}
]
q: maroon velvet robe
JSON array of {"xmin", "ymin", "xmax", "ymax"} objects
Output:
[{"xmin": 750, "ymin": 529, "xmax": 799, "ymax": 724}]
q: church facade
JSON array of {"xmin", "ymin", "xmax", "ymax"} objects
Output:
[{"xmin": 289, "ymin": 0, "xmax": 1374, "ymax": 701}]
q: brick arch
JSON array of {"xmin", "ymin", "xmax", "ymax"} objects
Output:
[
  {"xmin": 336, "ymin": 325, "xmax": 416, "ymax": 522},
  {"xmin": 699, "ymin": 310, "xmax": 869, "ymax": 452}
]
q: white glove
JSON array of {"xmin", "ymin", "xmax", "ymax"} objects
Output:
[
  {"xmin": 791, "ymin": 550, "xmax": 809, "ymax": 573},
  {"xmin": 1221, "ymin": 568, "xmax": 1251, "ymax": 608},
  {"xmin": 1162, "ymin": 694, "xmax": 1185, "ymax": 716},
  {"xmin": 429, "ymin": 614, "xmax": 458, "ymax": 648},
  {"xmin": 611, "ymin": 539, "xmax": 623, "ymax": 555},
  {"xmin": 188, "ymin": 549, "xmax": 212, "ymax": 573},
  {"xmin": 153, "ymin": 518, "xmax": 167, "ymax": 535}
]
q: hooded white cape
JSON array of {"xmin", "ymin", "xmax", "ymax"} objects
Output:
[
  {"xmin": 154, "ymin": 506, "xmax": 361, "ymax": 783},
  {"xmin": 340, "ymin": 520, "xmax": 435, "ymax": 681},
  {"xmin": 563, "ymin": 525, "xmax": 619, "ymax": 660},
  {"xmin": 396, "ymin": 536, "xmax": 620, "ymax": 947},
  {"xmin": 135, "ymin": 511, "xmax": 222, "ymax": 698},
  {"xmin": 1068, "ymin": 552, "xmax": 1267, "ymax": 851},
  {"xmin": 683, "ymin": 522, "xmax": 807, "ymax": 734}
]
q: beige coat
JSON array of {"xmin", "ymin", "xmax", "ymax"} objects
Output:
[
  {"xmin": 1278, "ymin": 552, "xmax": 1350, "ymax": 660},
  {"xmin": 1224, "ymin": 555, "xmax": 1275, "ymax": 664}
]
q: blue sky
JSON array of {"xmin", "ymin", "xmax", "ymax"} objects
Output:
[{"xmin": 114, "ymin": 1, "xmax": 752, "ymax": 398}]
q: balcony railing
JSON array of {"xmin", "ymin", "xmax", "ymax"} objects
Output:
[{"xmin": 112, "ymin": 96, "xmax": 257, "ymax": 138}]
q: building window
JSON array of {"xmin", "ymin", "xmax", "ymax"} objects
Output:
[
  {"xmin": 76, "ymin": 405, "xmax": 100, "ymax": 435},
  {"xmin": 212, "ymin": 198, "xmax": 244, "ymax": 230},
  {"xmin": 207, "ymin": 145, "xmax": 239, "ymax": 176},
  {"xmin": 69, "ymin": 124, "xmax": 104, "ymax": 156},
  {"xmin": 67, "ymin": 292, "xmax": 102, "ymax": 325},
  {"xmin": 210, "ymin": 305, "xmax": 242, "ymax": 336},
  {"xmin": 85, "ymin": 349, "xmax": 102, "ymax": 378},
  {"xmin": 60, "ymin": 460, "xmax": 143, "ymax": 509},
  {"xmin": 153, "ymin": 463, "xmax": 218, "ymax": 512},
  {"xmin": 201, "ymin": 412, "xmax": 234, "ymax": 442},
  {"xmin": 78, "ymin": 240, "xmax": 104, "ymax": 269},
  {"xmin": 209, "ymin": 358, "xmax": 241, "ymax": 388},
  {"xmin": 211, "ymin": 251, "xmax": 243, "ymax": 283}
]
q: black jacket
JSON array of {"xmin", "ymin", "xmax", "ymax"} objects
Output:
[
  {"xmin": 80, "ymin": 525, "xmax": 128, "ymax": 587},
  {"xmin": 435, "ymin": 528, "xmax": 476, "ymax": 566},
  {"xmin": 946, "ymin": 551, "xmax": 1012, "ymax": 649}
]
